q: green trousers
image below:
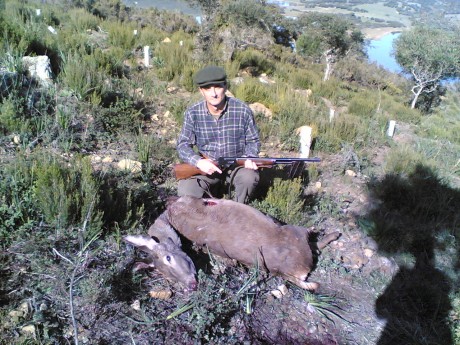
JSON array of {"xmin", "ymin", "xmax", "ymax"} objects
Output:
[{"xmin": 177, "ymin": 167, "xmax": 259, "ymax": 204}]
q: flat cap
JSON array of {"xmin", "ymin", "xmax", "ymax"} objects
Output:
[{"xmin": 193, "ymin": 66, "xmax": 227, "ymax": 87}]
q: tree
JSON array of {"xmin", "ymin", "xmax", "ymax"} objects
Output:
[
  {"xmin": 394, "ymin": 26, "xmax": 460, "ymax": 110},
  {"xmin": 295, "ymin": 13, "xmax": 365, "ymax": 81}
]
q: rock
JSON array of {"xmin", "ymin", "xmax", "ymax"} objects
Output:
[
  {"xmin": 21, "ymin": 324, "xmax": 36, "ymax": 336},
  {"xmin": 18, "ymin": 301, "xmax": 29, "ymax": 315},
  {"xmin": 345, "ymin": 169, "xmax": 357, "ymax": 177},
  {"xmin": 363, "ymin": 248, "xmax": 375, "ymax": 258},
  {"xmin": 130, "ymin": 299, "xmax": 141, "ymax": 311},
  {"xmin": 249, "ymin": 102, "xmax": 272, "ymax": 120},
  {"xmin": 90, "ymin": 155, "xmax": 102, "ymax": 163},
  {"xmin": 258, "ymin": 75, "xmax": 275, "ymax": 84},
  {"xmin": 342, "ymin": 253, "xmax": 369, "ymax": 269},
  {"xmin": 117, "ymin": 159, "xmax": 142, "ymax": 173},
  {"xmin": 102, "ymin": 156, "xmax": 114, "ymax": 163},
  {"xmin": 13, "ymin": 135, "xmax": 21, "ymax": 144},
  {"xmin": 22, "ymin": 56, "xmax": 53, "ymax": 87},
  {"xmin": 8, "ymin": 310, "xmax": 24, "ymax": 321},
  {"xmin": 230, "ymin": 77, "xmax": 244, "ymax": 85},
  {"xmin": 270, "ymin": 284, "xmax": 288, "ymax": 299},
  {"xmin": 271, "ymin": 289, "xmax": 283, "ymax": 299},
  {"xmin": 162, "ymin": 37, "xmax": 171, "ymax": 43},
  {"xmin": 149, "ymin": 289, "xmax": 172, "ymax": 300}
]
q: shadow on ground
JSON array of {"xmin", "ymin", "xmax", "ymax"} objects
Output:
[{"xmin": 365, "ymin": 164, "xmax": 459, "ymax": 345}]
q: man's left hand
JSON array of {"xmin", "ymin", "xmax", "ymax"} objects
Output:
[{"xmin": 244, "ymin": 159, "xmax": 258, "ymax": 170}]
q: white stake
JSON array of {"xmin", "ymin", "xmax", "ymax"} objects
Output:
[
  {"xmin": 143, "ymin": 46, "xmax": 150, "ymax": 67},
  {"xmin": 387, "ymin": 120, "xmax": 396, "ymax": 137}
]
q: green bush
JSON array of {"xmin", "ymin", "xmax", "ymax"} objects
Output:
[
  {"xmin": 252, "ymin": 178, "xmax": 305, "ymax": 225},
  {"xmin": 94, "ymin": 96, "xmax": 142, "ymax": 134},
  {"xmin": 0, "ymin": 157, "xmax": 40, "ymax": 247},
  {"xmin": 233, "ymin": 48, "xmax": 275, "ymax": 76},
  {"xmin": 314, "ymin": 114, "xmax": 362, "ymax": 152},
  {"xmin": 383, "ymin": 144, "xmax": 427, "ymax": 176},
  {"xmin": 59, "ymin": 50, "xmax": 106, "ymax": 100},
  {"xmin": 348, "ymin": 91, "xmax": 379, "ymax": 118},
  {"xmin": 33, "ymin": 155, "xmax": 102, "ymax": 234},
  {"xmin": 154, "ymin": 38, "xmax": 194, "ymax": 83},
  {"xmin": 233, "ymin": 78, "xmax": 273, "ymax": 105},
  {"xmin": 65, "ymin": 7, "xmax": 101, "ymax": 32},
  {"xmin": 105, "ymin": 20, "xmax": 137, "ymax": 50}
]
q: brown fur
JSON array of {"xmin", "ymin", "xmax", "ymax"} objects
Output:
[{"xmin": 166, "ymin": 196, "xmax": 340, "ymax": 290}]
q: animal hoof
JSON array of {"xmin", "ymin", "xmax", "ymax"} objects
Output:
[{"xmin": 299, "ymin": 281, "xmax": 319, "ymax": 291}]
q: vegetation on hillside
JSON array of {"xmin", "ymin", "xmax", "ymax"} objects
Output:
[{"xmin": 0, "ymin": 0, "xmax": 459, "ymax": 344}]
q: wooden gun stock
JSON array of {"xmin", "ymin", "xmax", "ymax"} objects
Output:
[{"xmin": 173, "ymin": 163, "xmax": 208, "ymax": 180}]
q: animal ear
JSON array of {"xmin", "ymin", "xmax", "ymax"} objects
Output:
[
  {"xmin": 162, "ymin": 237, "xmax": 179, "ymax": 250},
  {"xmin": 124, "ymin": 235, "xmax": 160, "ymax": 253},
  {"xmin": 150, "ymin": 235, "xmax": 160, "ymax": 243}
]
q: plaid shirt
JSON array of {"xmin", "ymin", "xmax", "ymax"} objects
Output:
[{"xmin": 177, "ymin": 97, "xmax": 260, "ymax": 166}]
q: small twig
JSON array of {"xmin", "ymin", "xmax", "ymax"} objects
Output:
[
  {"xmin": 24, "ymin": 272, "xmax": 56, "ymax": 279},
  {"xmin": 52, "ymin": 248, "xmax": 74, "ymax": 265},
  {"xmin": 69, "ymin": 262, "xmax": 80, "ymax": 345}
]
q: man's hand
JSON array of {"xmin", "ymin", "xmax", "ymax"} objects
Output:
[
  {"xmin": 196, "ymin": 159, "xmax": 222, "ymax": 175},
  {"xmin": 244, "ymin": 159, "xmax": 258, "ymax": 170}
]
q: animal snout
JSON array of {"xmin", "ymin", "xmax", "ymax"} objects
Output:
[{"xmin": 188, "ymin": 280, "xmax": 198, "ymax": 291}]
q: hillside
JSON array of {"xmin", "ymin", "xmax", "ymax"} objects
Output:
[{"xmin": 0, "ymin": 1, "xmax": 459, "ymax": 344}]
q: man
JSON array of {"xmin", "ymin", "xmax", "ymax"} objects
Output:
[{"xmin": 176, "ymin": 66, "xmax": 261, "ymax": 203}]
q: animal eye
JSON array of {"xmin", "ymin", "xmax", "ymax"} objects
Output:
[{"xmin": 166, "ymin": 255, "xmax": 171, "ymax": 262}]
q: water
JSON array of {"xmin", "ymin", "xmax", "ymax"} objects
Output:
[
  {"xmin": 366, "ymin": 32, "xmax": 402, "ymax": 73},
  {"xmin": 124, "ymin": 0, "xmax": 200, "ymax": 17}
]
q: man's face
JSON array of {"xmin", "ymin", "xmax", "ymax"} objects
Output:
[{"xmin": 199, "ymin": 83, "xmax": 227, "ymax": 108}]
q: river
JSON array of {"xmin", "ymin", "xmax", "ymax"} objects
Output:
[
  {"xmin": 124, "ymin": 1, "xmax": 402, "ymax": 73},
  {"xmin": 366, "ymin": 33, "xmax": 402, "ymax": 73}
]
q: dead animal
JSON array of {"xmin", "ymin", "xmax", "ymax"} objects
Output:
[
  {"xmin": 124, "ymin": 212, "xmax": 197, "ymax": 292},
  {"xmin": 165, "ymin": 196, "xmax": 340, "ymax": 291}
]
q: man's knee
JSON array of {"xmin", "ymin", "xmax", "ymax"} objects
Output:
[
  {"xmin": 177, "ymin": 178, "xmax": 205, "ymax": 198},
  {"xmin": 178, "ymin": 176, "xmax": 220, "ymax": 198},
  {"xmin": 233, "ymin": 168, "xmax": 260, "ymax": 187}
]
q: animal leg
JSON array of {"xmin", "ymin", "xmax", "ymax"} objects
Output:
[
  {"xmin": 293, "ymin": 279, "xmax": 319, "ymax": 291},
  {"xmin": 316, "ymin": 231, "xmax": 341, "ymax": 250}
]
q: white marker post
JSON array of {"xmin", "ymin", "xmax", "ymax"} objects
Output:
[
  {"xmin": 387, "ymin": 120, "xmax": 396, "ymax": 137},
  {"xmin": 36, "ymin": 9, "xmax": 41, "ymax": 16},
  {"xmin": 143, "ymin": 46, "xmax": 150, "ymax": 67},
  {"xmin": 297, "ymin": 126, "xmax": 313, "ymax": 158}
]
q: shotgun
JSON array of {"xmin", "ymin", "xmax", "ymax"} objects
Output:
[{"xmin": 173, "ymin": 156, "xmax": 321, "ymax": 180}]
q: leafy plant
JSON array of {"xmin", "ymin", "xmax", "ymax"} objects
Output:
[
  {"xmin": 303, "ymin": 290, "xmax": 348, "ymax": 324},
  {"xmin": 252, "ymin": 178, "xmax": 305, "ymax": 224}
]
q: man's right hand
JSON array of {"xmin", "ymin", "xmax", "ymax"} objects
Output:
[{"xmin": 196, "ymin": 159, "xmax": 222, "ymax": 175}]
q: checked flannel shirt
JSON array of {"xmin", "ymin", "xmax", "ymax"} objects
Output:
[{"xmin": 177, "ymin": 97, "xmax": 260, "ymax": 166}]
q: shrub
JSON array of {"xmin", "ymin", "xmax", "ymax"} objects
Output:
[
  {"xmin": 59, "ymin": 50, "xmax": 106, "ymax": 100},
  {"xmin": 0, "ymin": 156, "xmax": 40, "ymax": 247},
  {"xmin": 252, "ymin": 178, "xmax": 305, "ymax": 225},
  {"xmin": 348, "ymin": 91, "xmax": 379, "ymax": 118},
  {"xmin": 232, "ymin": 78, "xmax": 273, "ymax": 105},
  {"xmin": 105, "ymin": 20, "xmax": 137, "ymax": 50},
  {"xmin": 314, "ymin": 114, "xmax": 362, "ymax": 152},
  {"xmin": 65, "ymin": 7, "xmax": 101, "ymax": 32},
  {"xmin": 33, "ymin": 155, "xmax": 102, "ymax": 234},
  {"xmin": 154, "ymin": 38, "xmax": 194, "ymax": 83},
  {"xmin": 233, "ymin": 48, "xmax": 275, "ymax": 76},
  {"xmin": 383, "ymin": 144, "xmax": 426, "ymax": 176},
  {"xmin": 94, "ymin": 95, "xmax": 143, "ymax": 134}
]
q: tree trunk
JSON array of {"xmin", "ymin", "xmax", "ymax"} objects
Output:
[
  {"xmin": 410, "ymin": 85, "xmax": 424, "ymax": 109},
  {"xmin": 323, "ymin": 49, "xmax": 334, "ymax": 81}
]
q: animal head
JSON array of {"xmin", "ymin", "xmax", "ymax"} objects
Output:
[{"xmin": 124, "ymin": 235, "xmax": 197, "ymax": 291}]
